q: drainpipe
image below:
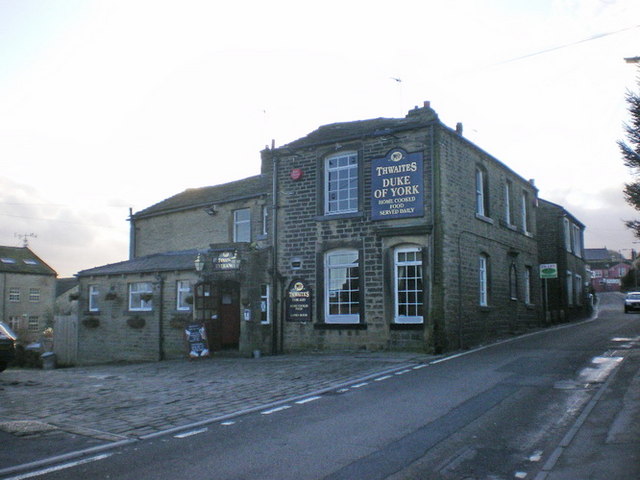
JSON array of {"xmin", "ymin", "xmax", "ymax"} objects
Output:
[{"xmin": 270, "ymin": 143, "xmax": 281, "ymax": 354}]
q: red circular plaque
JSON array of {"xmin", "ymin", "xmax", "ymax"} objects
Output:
[{"xmin": 290, "ymin": 168, "xmax": 303, "ymax": 180}]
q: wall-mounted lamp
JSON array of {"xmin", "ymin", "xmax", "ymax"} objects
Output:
[{"xmin": 194, "ymin": 254, "xmax": 205, "ymax": 273}]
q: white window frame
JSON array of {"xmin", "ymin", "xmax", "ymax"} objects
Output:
[
  {"xmin": 129, "ymin": 282, "xmax": 153, "ymax": 311},
  {"xmin": 572, "ymin": 224, "xmax": 582, "ymax": 257},
  {"xmin": 29, "ymin": 288, "xmax": 40, "ymax": 302},
  {"xmin": 325, "ymin": 249, "xmax": 360, "ymax": 324},
  {"xmin": 566, "ymin": 271, "xmax": 573, "ymax": 306},
  {"xmin": 233, "ymin": 208, "xmax": 251, "ymax": 243},
  {"xmin": 475, "ymin": 168, "xmax": 487, "ymax": 217},
  {"xmin": 524, "ymin": 266, "xmax": 532, "ymax": 305},
  {"xmin": 324, "ymin": 152, "xmax": 358, "ymax": 215},
  {"xmin": 505, "ymin": 181, "xmax": 513, "ymax": 226},
  {"xmin": 394, "ymin": 246, "xmax": 424, "ymax": 324},
  {"xmin": 479, "ymin": 254, "xmax": 489, "ymax": 306},
  {"xmin": 521, "ymin": 191, "xmax": 531, "ymax": 235},
  {"xmin": 89, "ymin": 285, "xmax": 100, "ymax": 312},
  {"xmin": 260, "ymin": 284, "xmax": 270, "ymax": 324},
  {"xmin": 176, "ymin": 280, "xmax": 192, "ymax": 311},
  {"xmin": 262, "ymin": 205, "xmax": 269, "ymax": 236},
  {"xmin": 9, "ymin": 288, "xmax": 20, "ymax": 302},
  {"xmin": 563, "ymin": 218, "xmax": 571, "ymax": 252}
]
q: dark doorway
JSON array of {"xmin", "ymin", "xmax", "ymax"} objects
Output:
[
  {"xmin": 218, "ymin": 282, "xmax": 240, "ymax": 349},
  {"xmin": 194, "ymin": 281, "xmax": 240, "ymax": 351}
]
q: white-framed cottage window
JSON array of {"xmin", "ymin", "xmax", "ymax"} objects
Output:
[
  {"xmin": 521, "ymin": 190, "xmax": 532, "ymax": 235},
  {"xmin": 260, "ymin": 284, "xmax": 270, "ymax": 324},
  {"xmin": 572, "ymin": 224, "xmax": 582, "ymax": 257},
  {"xmin": 325, "ymin": 152, "xmax": 358, "ymax": 214},
  {"xmin": 479, "ymin": 254, "xmax": 489, "ymax": 306},
  {"xmin": 262, "ymin": 205, "xmax": 269, "ymax": 236},
  {"xmin": 325, "ymin": 249, "xmax": 360, "ymax": 323},
  {"xmin": 29, "ymin": 288, "xmax": 40, "ymax": 302},
  {"xmin": 9, "ymin": 288, "xmax": 20, "ymax": 302},
  {"xmin": 566, "ymin": 271, "xmax": 573, "ymax": 306},
  {"xmin": 394, "ymin": 247, "xmax": 424, "ymax": 324},
  {"xmin": 233, "ymin": 208, "xmax": 251, "ymax": 242},
  {"xmin": 28, "ymin": 316, "xmax": 39, "ymax": 333},
  {"xmin": 563, "ymin": 218, "xmax": 571, "ymax": 252},
  {"xmin": 176, "ymin": 280, "xmax": 192, "ymax": 311},
  {"xmin": 509, "ymin": 263, "xmax": 518, "ymax": 300},
  {"xmin": 129, "ymin": 282, "xmax": 153, "ymax": 311},
  {"xmin": 504, "ymin": 180, "xmax": 514, "ymax": 226},
  {"xmin": 475, "ymin": 167, "xmax": 489, "ymax": 217},
  {"xmin": 89, "ymin": 285, "xmax": 100, "ymax": 312},
  {"xmin": 524, "ymin": 266, "xmax": 532, "ymax": 304}
]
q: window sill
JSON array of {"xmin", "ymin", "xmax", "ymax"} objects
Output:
[
  {"xmin": 390, "ymin": 323, "xmax": 424, "ymax": 330},
  {"xmin": 315, "ymin": 211, "xmax": 364, "ymax": 222},
  {"xmin": 475, "ymin": 213, "xmax": 494, "ymax": 225},
  {"xmin": 314, "ymin": 323, "xmax": 368, "ymax": 330}
]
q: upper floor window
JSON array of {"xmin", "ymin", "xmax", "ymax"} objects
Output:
[
  {"xmin": 325, "ymin": 152, "xmax": 358, "ymax": 214},
  {"xmin": 262, "ymin": 205, "xmax": 269, "ymax": 236},
  {"xmin": 233, "ymin": 208, "xmax": 251, "ymax": 242},
  {"xmin": 394, "ymin": 247, "xmax": 424, "ymax": 324},
  {"xmin": 176, "ymin": 280, "xmax": 192, "ymax": 311},
  {"xmin": 325, "ymin": 249, "xmax": 360, "ymax": 323},
  {"xmin": 521, "ymin": 190, "xmax": 532, "ymax": 235},
  {"xmin": 504, "ymin": 180, "xmax": 514, "ymax": 226},
  {"xmin": 8, "ymin": 288, "xmax": 20, "ymax": 302},
  {"xmin": 29, "ymin": 288, "xmax": 40, "ymax": 302},
  {"xmin": 563, "ymin": 217, "xmax": 571, "ymax": 251},
  {"xmin": 260, "ymin": 284, "xmax": 270, "ymax": 324},
  {"xmin": 89, "ymin": 285, "xmax": 100, "ymax": 312},
  {"xmin": 572, "ymin": 224, "xmax": 582, "ymax": 257},
  {"xmin": 129, "ymin": 282, "xmax": 153, "ymax": 311},
  {"xmin": 475, "ymin": 167, "xmax": 489, "ymax": 217}
]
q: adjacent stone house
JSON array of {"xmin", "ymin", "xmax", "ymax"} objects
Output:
[
  {"xmin": 0, "ymin": 246, "xmax": 57, "ymax": 342},
  {"xmin": 74, "ymin": 101, "xmax": 588, "ymax": 364},
  {"xmin": 537, "ymin": 199, "xmax": 588, "ymax": 321}
]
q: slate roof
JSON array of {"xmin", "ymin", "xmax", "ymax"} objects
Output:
[
  {"xmin": 134, "ymin": 175, "xmax": 270, "ymax": 219},
  {"xmin": 584, "ymin": 248, "xmax": 619, "ymax": 262},
  {"xmin": 283, "ymin": 114, "xmax": 438, "ymax": 150},
  {"xmin": 77, "ymin": 249, "xmax": 202, "ymax": 277},
  {"xmin": 0, "ymin": 246, "xmax": 57, "ymax": 276}
]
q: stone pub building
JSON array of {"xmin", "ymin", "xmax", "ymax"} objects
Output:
[{"xmin": 75, "ymin": 102, "xmax": 583, "ymax": 364}]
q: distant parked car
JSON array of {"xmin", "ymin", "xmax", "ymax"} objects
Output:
[
  {"xmin": 0, "ymin": 322, "xmax": 17, "ymax": 372},
  {"xmin": 624, "ymin": 292, "xmax": 640, "ymax": 313}
]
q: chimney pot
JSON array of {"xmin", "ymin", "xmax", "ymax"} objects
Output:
[{"xmin": 456, "ymin": 122, "xmax": 463, "ymax": 135}]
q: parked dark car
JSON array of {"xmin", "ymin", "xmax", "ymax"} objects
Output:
[
  {"xmin": 624, "ymin": 292, "xmax": 640, "ymax": 313},
  {"xmin": 0, "ymin": 321, "xmax": 17, "ymax": 372}
]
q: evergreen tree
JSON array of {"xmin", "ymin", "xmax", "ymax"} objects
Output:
[{"xmin": 620, "ymin": 71, "xmax": 640, "ymax": 236}]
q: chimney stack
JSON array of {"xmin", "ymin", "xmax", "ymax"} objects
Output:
[{"xmin": 455, "ymin": 122, "xmax": 463, "ymax": 135}]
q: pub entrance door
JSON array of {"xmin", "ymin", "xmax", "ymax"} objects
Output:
[{"xmin": 219, "ymin": 281, "xmax": 240, "ymax": 349}]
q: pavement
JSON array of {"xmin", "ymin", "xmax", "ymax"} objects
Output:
[{"xmin": 1, "ymin": 336, "xmax": 639, "ymax": 479}]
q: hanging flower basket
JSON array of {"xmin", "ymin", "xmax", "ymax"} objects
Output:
[
  {"xmin": 82, "ymin": 317, "xmax": 100, "ymax": 329},
  {"xmin": 127, "ymin": 317, "xmax": 146, "ymax": 329}
]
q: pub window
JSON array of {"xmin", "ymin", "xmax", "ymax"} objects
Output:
[
  {"xmin": 325, "ymin": 249, "xmax": 360, "ymax": 323},
  {"xmin": 260, "ymin": 284, "xmax": 270, "ymax": 324},
  {"xmin": 233, "ymin": 208, "xmax": 251, "ymax": 243},
  {"xmin": 129, "ymin": 282, "xmax": 153, "ymax": 311},
  {"xmin": 475, "ymin": 166, "xmax": 489, "ymax": 217},
  {"xmin": 479, "ymin": 254, "xmax": 489, "ymax": 307},
  {"xmin": 394, "ymin": 246, "xmax": 424, "ymax": 324},
  {"xmin": 89, "ymin": 285, "xmax": 100, "ymax": 312},
  {"xmin": 325, "ymin": 152, "xmax": 358, "ymax": 214},
  {"xmin": 176, "ymin": 280, "xmax": 192, "ymax": 311}
]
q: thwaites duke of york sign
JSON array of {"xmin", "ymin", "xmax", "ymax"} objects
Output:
[{"xmin": 371, "ymin": 149, "xmax": 424, "ymax": 221}]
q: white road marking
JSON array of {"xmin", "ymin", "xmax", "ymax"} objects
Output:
[
  {"xmin": 395, "ymin": 369, "xmax": 411, "ymax": 375},
  {"xmin": 374, "ymin": 375, "xmax": 392, "ymax": 381},
  {"xmin": 337, "ymin": 388, "xmax": 350, "ymax": 393},
  {"xmin": 515, "ymin": 472, "xmax": 528, "ymax": 479},
  {"xmin": 351, "ymin": 382, "xmax": 369, "ymax": 388},
  {"xmin": 529, "ymin": 450, "xmax": 543, "ymax": 462},
  {"xmin": 220, "ymin": 421, "xmax": 235, "ymax": 426},
  {"xmin": 295, "ymin": 396, "xmax": 321, "ymax": 405},
  {"xmin": 174, "ymin": 428, "xmax": 208, "ymax": 438},
  {"xmin": 412, "ymin": 364, "xmax": 428, "ymax": 369},
  {"xmin": 261, "ymin": 405, "xmax": 291, "ymax": 415},
  {"xmin": 4, "ymin": 454, "xmax": 112, "ymax": 480},
  {"xmin": 579, "ymin": 356, "xmax": 623, "ymax": 384}
]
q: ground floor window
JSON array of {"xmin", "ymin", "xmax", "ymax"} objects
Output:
[
  {"xmin": 524, "ymin": 266, "xmax": 532, "ymax": 304},
  {"xmin": 325, "ymin": 249, "xmax": 360, "ymax": 323},
  {"xmin": 261, "ymin": 284, "xmax": 270, "ymax": 324},
  {"xmin": 89, "ymin": 285, "xmax": 100, "ymax": 312},
  {"xmin": 394, "ymin": 246, "xmax": 424, "ymax": 323},
  {"xmin": 129, "ymin": 282, "xmax": 153, "ymax": 311},
  {"xmin": 176, "ymin": 280, "xmax": 192, "ymax": 311},
  {"xmin": 566, "ymin": 271, "xmax": 573, "ymax": 306},
  {"xmin": 28, "ymin": 316, "xmax": 39, "ymax": 333},
  {"xmin": 479, "ymin": 254, "xmax": 489, "ymax": 306}
]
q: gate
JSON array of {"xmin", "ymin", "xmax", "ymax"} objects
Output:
[{"xmin": 53, "ymin": 315, "xmax": 78, "ymax": 366}]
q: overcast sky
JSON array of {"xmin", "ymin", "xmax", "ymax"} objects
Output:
[{"xmin": 1, "ymin": 0, "xmax": 639, "ymax": 277}]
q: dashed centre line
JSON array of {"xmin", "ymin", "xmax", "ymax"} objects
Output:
[
  {"xmin": 295, "ymin": 396, "xmax": 321, "ymax": 405},
  {"xmin": 174, "ymin": 428, "xmax": 208, "ymax": 438},
  {"xmin": 261, "ymin": 405, "xmax": 292, "ymax": 415}
]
